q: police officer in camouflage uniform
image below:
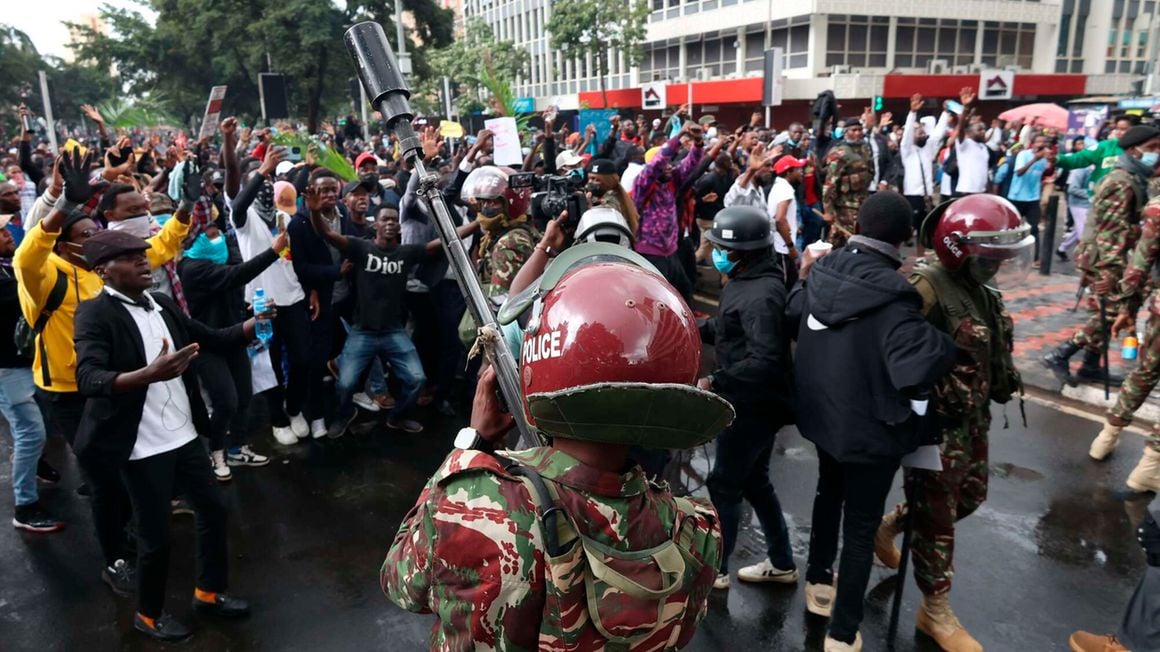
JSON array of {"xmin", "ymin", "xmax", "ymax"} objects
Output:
[
  {"xmin": 461, "ymin": 166, "xmax": 539, "ymax": 299},
  {"xmin": 382, "ymin": 254, "xmax": 733, "ymax": 651},
  {"xmin": 822, "ymin": 117, "xmax": 873, "ymax": 249},
  {"xmin": 1043, "ymin": 126, "xmax": 1160, "ymax": 388},
  {"xmin": 1082, "ymin": 129, "xmax": 1160, "ymax": 493},
  {"xmin": 875, "ymin": 195, "xmax": 1031, "ymax": 652}
]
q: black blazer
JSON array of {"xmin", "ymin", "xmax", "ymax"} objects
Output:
[{"xmin": 73, "ymin": 291, "xmax": 248, "ymax": 465}]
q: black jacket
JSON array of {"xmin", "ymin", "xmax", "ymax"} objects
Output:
[
  {"xmin": 786, "ymin": 243, "xmax": 956, "ymax": 464},
  {"xmin": 700, "ymin": 252, "xmax": 795, "ymax": 415},
  {"xmin": 178, "ymin": 248, "xmax": 280, "ymax": 328},
  {"xmin": 286, "ymin": 206, "xmax": 355, "ymax": 310},
  {"xmin": 73, "ymin": 291, "xmax": 248, "ymax": 465}
]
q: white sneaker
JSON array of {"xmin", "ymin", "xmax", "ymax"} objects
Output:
[
  {"xmin": 353, "ymin": 392, "xmax": 381, "ymax": 412},
  {"xmin": 289, "ymin": 413, "xmax": 309, "ymax": 438},
  {"xmin": 736, "ymin": 558, "xmax": 798, "ymax": 584},
  {"xmin": 227, "ymin": 445, "xmax": 270, "ymax": 467},
  {"xmin": 311, "ymin": 418, "xmax": 328, "ymax": 439},
  {"xmin": 272, "ymin": 425, "xmax": 299, "ymax": 446},
  {"xmin": 210, "ymin": 450, "xmax": 232, "ymax": 482},
  {"xmin": 806, "ymin": 581, "xmax": 836, "ymax": 617},
  {"xmin": 713, "ymin": 572, "xmax": 730, "ymax": 590}
]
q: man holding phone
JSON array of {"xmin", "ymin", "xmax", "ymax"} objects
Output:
[{"xmin": 1004, "ymin": 134, "xmax": 1054, "ymax": 264}]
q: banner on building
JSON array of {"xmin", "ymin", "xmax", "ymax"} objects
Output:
[
  {"xmin": 197, "ymin": 85, "xmax": 228, "ymax": 141},
  {"xmin": 642, "ymin": 82, "xmax": 666, "ymax": 110},
  {"xmin": 762, "ymin": 48, "xmax": 784, "ymax": 107},
  {"xmin": 978, "ymin": 70, "xmax": 1014, "ymax": 100}
]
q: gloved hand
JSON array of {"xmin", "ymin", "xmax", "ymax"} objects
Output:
[
  {"xmin": 178, "ymin": 160, "xmax": 201, "ymax": 213},
  {"xmin": 54, "ymin": 150, "xmax": 96, "ymax": 212},
  {"xmin": 1137, "ymin": 512, "xmax": 1160, "ymax": 567}
]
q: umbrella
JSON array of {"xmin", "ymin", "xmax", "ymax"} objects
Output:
[{"xmin": 998, "ymin": 103, "xmax": 1069, "ymax": 131}]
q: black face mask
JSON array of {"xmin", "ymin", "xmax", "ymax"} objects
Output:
[
  {"xmin": 587, "ymin": 183, "xmax": 608, "ymax": 198},
  {"xmin": 915, "ymin": 136, "xmax": 929, "ymax": 148}
]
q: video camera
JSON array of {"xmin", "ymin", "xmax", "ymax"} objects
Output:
[{"xmin": 510, "ymin": 172, "xmax": 589, "ymax": 223}]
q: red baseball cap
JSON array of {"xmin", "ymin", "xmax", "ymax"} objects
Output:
[
  {"xmin": 355, "ymin": 152, "xmax": 378, "ymax": 170},
  {"xmin": 772, "ymin": 156, "xmax": 806, "ymax": 175}
]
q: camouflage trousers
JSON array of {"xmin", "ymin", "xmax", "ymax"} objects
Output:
[
  {"xmin": 1070, "ymin": 295, "xmax": 1124, "ymax": 355},
  {"xmin": 1109, "ymin": 300, "xmax": 1160, "ymax": 453},
  {"xmin": 826, "ymin": 208, "xmax": 859, "ymax": 249},
  {"xmin": 890, "ymin": 411, "xmax": 990, "ymax": 596}
]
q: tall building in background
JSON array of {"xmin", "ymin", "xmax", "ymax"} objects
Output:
[
  {"xmin": 461, "ymin": 0, "xmax": 1160, "ymax": 117},
  {"xmin": 65, "ymin": 13, "xmax": 107, "ymax": 63}
]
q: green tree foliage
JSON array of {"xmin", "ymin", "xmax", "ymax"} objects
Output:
[
  {"xmin": 419, "ymin": 17, "xmax": 529, "ymax": 116},
  {"xmin": 68, "ymin": 0, "xmax": 454, "ymax": 133},
  {"xmin": 0, "ymin": 25, "xmax": 118, "ymax": 134},
  {"xmin": 546, "ymin": 0, "xmax": 649, "ymax": 108}
]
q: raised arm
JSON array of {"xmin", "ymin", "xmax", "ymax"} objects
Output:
[
  {"xmin": 231, "ymin": 146, "xmax": 285, "ymax": 228},
  {"xmin": 305, "ymin": 185, "xmax": 349, "ymax": 251},
  {"xmin": 220, "ymin": 117, "xmax": 241, "ymax": 198}
]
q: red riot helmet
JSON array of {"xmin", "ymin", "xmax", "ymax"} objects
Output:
[
  {"xmin": 516, "ymin": 258, "xmax": 734, "ymax": 449},
  {"xmin": 920, "ymin": 194, "xmax": 1033, "ymax": 290},
  {"xmin": 460, "ymin": 166, "xmax": 531, "ymax": 218}
]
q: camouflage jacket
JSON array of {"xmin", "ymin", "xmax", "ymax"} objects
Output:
[
  {"xmin": 382, "ymin": 447, "xmax": 722, "ymax": 651},
  {"xmin": 821, "ymin": 141, "xmax": 873, "ymax": 215},
  {"xmin": 1112, "ymin": 195, "xmax": 1160, "ymax": 311},
  {"xmin": 1075, "ymin": 169, "xmax": 1144, "ymax": 283},
  {"xmin": 912, "ymin": 264, "xmax": 1018, "ymax": 429},
  {"xmin": 479, "ymin": 225, "xmax": 537, "ymax": 298}
]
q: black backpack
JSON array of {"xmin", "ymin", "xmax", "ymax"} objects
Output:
[{"xmin": 13, "ymin": 270, "xmax": 68, "ymax": 386}]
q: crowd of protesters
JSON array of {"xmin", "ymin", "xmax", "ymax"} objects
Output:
[{"xmin": 1, "ymin": 85, "xmax": 1158, "ymax": 651}]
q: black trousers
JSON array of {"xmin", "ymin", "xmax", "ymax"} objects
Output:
[
  {"xmin": 431, "ymin": 279, "xmax": 466, "ymax": 404},
  {"xmin": 905, "ymin": 194, "xmax": 929, "ymax": 232},
  {"xmin": 263, "ymin": 299, "xmax": 312, "ymax": 427},
  {"xmin": 805, "ymin": 447, "xmax": 899, "ymax": 644},
  {"xmin": 405, "ymin": 290, "xmax": 440, "ymax": 386},
  {"xmin": 1010, "ymin": 199, "xmax": 1042, "ymax": 261},
  {"xmin": 121, "ymin": 439, "xmax": 228, "ymax": 618},
  {"xmin": 197, "ymin": 348, "xmax": 253, "ymax": 452},
  {"xmin": 37, "ymin": 388, "xmax": 133, "ymax": 567}
]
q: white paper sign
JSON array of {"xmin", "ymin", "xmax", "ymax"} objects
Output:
[
  {"xmin": 979, "ymin": 70, "xmax": 1014, "ymax": 100},
  {"xmin": 641, "ymin": 82, "xmax": 667, "ymax": 110},
  {"xmin": 484, "ymin": 117, "xmax": 522, "ymax": 166},
  {"xmin": 621, "ymin": 162, "xmax": 644, "ymax": 192},
  {"xmin": 249, "ymin": 347, "xmax": 278, "ymax": 395},
  {"xmin": 197, "ymin": 85, "xmax": 228, "ymax": 141}
]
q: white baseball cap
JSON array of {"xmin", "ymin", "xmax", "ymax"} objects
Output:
[{"xmin": 275, "ymin": 161, "xmax": 295, "ymax": 176}]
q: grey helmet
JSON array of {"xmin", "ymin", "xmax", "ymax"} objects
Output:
[{"xmin": 573, "ymin": 206, "xmax": 633, "ymax": 247}]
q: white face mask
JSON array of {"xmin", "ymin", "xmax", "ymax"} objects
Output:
[
  {"xmin": 707, "ymin": 127, "xmax": 718, "ymax": 139},
  {"xmin": 208, "ymin": 236, "xmax": 223, "ymax": 244},
  {"xmin": 107, "ymin": 214, "xmax": 158, "ymax": 239}
]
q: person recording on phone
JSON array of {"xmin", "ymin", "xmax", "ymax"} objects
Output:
[{"xmin": 74, "ymin": 229, "xmax": 270, "ymax": 642}]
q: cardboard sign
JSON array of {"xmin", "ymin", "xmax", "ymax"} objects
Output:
[
  {"xmin": 978, "ymin": 70, "xmax": 1014, "ymax": 100},
  {"xmin": 641, "ymin": 82, "xmax": 666, "ymax": 110},
  {"xmin": 484, "ymin": 116, "xmax": 522, "ymax": 166},
  {"xmin": 439, "ymin": 120, "xmax": 465, "ymax": 139},
  {"xmin": 197, "ymin": 85, "xmax": 228, "ymax": 141}
]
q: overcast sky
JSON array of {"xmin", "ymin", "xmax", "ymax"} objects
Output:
[{"xmin": 8, "ymin": 0, "xmax": 153, "ymax": 59}]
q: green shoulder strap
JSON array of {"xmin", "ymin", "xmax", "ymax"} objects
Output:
[{"xmin": 911, "ymin": 263, "xmax": 980, "ymax": 326}]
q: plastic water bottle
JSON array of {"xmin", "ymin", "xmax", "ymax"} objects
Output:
[
  {"xmin": 253, "ymin": 288, "xmax": 274, "ymax": 345},
  {"xmin": 1122, "ymin": 335, "xmax": 1139, "ymax": 361}
]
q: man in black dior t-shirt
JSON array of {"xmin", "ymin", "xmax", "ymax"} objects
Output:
[{"xmin": 305, "ymin": 185, "xmax": 478, "ymax": 437}]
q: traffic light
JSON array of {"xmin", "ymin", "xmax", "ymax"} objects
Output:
[{"xmin": 873, "ymin": 95, "xmax": 885, "ymax": 112}]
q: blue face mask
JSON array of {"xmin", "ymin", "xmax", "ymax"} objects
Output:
[
  {"xmin": 712, "ymin": 248, "xmax": 737, "ymax": 275},
  {"xmin": 833, "ymin": 127, "xmax": 844, "ymax": 140},
  {"xmin": 186, "ymin": 233, "xmax": 229, "ymax": 265},
  {"xmin": 567, "ymin": 168, "xmax": 586, "ymax": 183},
  {"xmin": 1141, "ymin": 152, "xmax": 1160, "ymax": 168}
]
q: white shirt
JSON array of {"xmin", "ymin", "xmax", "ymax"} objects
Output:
[
  {"xmin": 900, "ymin": 111, "xmax": 950, "ymax": 197},
  {"xmin": 105, "ymin": 288, "xmax": 199, "ymax": 461},
  {"xmin": 954, "ymin": 138, "xmax": 991, "ymax": 194},
  {"xmin": 230, "ymin": 203, "xmax": 305, "ymax": 306},
  {"xmin": 767, "ymin": 177, "xmax": 799, "ymax": 255}
]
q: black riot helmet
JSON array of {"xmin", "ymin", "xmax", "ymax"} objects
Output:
[{"xmin": 702, "ymin": 206, "xmax": 775, "ymax": 251}]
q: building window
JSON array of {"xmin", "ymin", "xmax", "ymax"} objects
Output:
[
  {"xmin": 895, "ymin": 18, "xmax": 978, "ymax": 68},
  {"xmin": 979, "ymin": 22, "xmax": 1034, "ymax": 68}
]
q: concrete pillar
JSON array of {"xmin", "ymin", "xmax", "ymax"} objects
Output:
[
  {"xmin": 810, "ymin": 14, "xmax": 828, "ymax": 76},
  {"xmin": 1031, "ymin": 21, "xmax": 1057, "ymax": 73},
  {"xmin": 886, "ymin": 16, "xmax": 898, "ymax": 70},
  {"xmin": 679, "ymin": 36, "xmax": 688, "ymax": 81},
  {"xmin": 735, "ymin": 27, "xmax": 746, "ymax": 76}
]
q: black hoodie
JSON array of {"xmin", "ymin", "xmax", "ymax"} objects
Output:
[
  {"xmin": 701, "ymin": 251, "xmax": 795, "ymax": 415},
  {"xmin": 786, "ymin": 242, "xmax": 955, "ymax": 464}
]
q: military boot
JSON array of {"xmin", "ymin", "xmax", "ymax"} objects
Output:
[
  {"xmin": 873, "ymin": 511, "xmax": 903, "ymax": 569},
  {"xmin": 1089, "ymin": 422, "xmax": 1124, "ymax": 461},
  {"xmin": 1127, "ymin": 447, "xmax": 1160, "ymax": 493},
  {"xmin": 1042, "ymin": 341, "xmax": 1081, "ymax": 388},
  {"xmin": 916, "ymin": 593, "xmax": 983, "ymax": 652},
  {"xmin": 1075, "ymin": 349, "xmax": 1125, "ymax": 385}
]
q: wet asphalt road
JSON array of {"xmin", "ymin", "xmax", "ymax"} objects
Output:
[{"xmin": 0, "ymin": 396, "xmax": 1151, "ymax": 651}]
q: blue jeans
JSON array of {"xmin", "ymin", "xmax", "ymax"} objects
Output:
[
  {"xmin": 335, "ymin": 327, "xmax": 425, "ymax": 421},
  {"xmin": 336, "ymin": 313, "xmax": 388, "ymax": 397},
  {"xmin": 799, "ymin": 202, "xmax": 823, "ymax": 250},
  {"xmin": 0, "ymin": 367, "xmax": 46, "ymax": 506}
]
